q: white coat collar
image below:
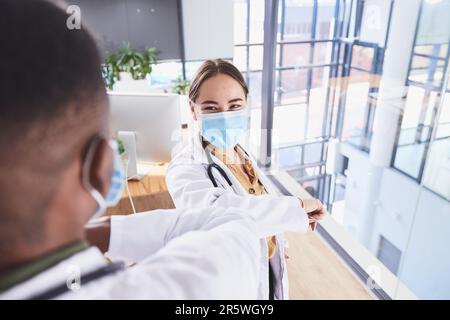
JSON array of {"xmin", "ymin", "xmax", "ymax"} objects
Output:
[{"xmin": 190, "ymin": 135, "xmax": 279, "ymax": 194}]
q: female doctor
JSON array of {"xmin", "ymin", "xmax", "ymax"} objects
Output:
[{"xmin": 166, "ymin": 59, "xmax": 325, "ymax": 300}]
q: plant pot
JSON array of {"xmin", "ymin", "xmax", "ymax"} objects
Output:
[
  {"xmin": 179, "ymin": 94, "xmax": 192, "ymax": 127},
  {"xmin": 120, "ymin": 152, "xmax": 129, "ymax": 174}
]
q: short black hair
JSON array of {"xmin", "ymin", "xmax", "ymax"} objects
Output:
[
  {"xmin": 0, "ymin": 0, "xmax": 107, "ymax": 248},
  {"xmin": 0, "ymin": 0, "xmax": 105, "ymax": 129}
]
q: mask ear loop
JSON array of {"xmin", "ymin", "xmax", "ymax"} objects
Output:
[
  {"xmin": 81, "ymin": 135, "xmax": 106, "ymax": 210},
  {"xmin": 190, "ymin": 99, "xmax": 207, "ymax": 148}
]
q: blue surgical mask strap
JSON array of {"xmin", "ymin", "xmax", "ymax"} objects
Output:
[{"xmin": 81, "ymin": 136, "xmax": 107, "ymax": 212}]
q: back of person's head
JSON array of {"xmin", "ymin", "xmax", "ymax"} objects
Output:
[{"xmin": 0, "ymin": 0, "xmax": 111, "ymax": 265}]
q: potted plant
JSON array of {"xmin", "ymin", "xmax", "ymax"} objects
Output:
[
  {"xmin": 172, "ymin": 76, "xmax": 190, "ymax": 95},
  {"xmin": 117, "ymin": 139, "xmax": 126, "ymax": 155},
  {"xmin": 103, "ymin": 42, "xmax": 157, "ymax": 91}
]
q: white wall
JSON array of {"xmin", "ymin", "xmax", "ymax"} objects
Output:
[
  {"xmin": 398, "ymin": 188, "xmax": 450, "ymax": 299},
  {"xmin": 340, "ymin": 143, "xmax": 380, "ymax": 245},
  {"xmin": 341, "ymin": 143, "xmax": 450, "ymax": 299},
  {"xmin": 181, "ymin": 0, "xmax": 234, "ymax": 60}
]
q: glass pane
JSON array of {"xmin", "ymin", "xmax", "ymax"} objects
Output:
[
  {"xmin": 272, "ymin": 103, "xmax": 307, "ymax": 145},
  {"xmin": 317, "ymin": 0, "xmax": 336, "ymax": 40},
  {"xmin": 421, "ymin": 132, "xmax": 450, "ymax": 200},
  {"xmin": 249, "ymin": 102, "xmax": 262, "ymax": 155},
  {"xmin": 234, "ymin": 0, "xmax": 248, "ymax": 44},
  {"xmin": 279, "ymin": 69, "xmax": 309, "ymax": 105},
  {"xmin": 312, "ymin": 42, "xmax": 333, "ymax": 65},
  {"xmin": 393, "ymin": 138, "xmax": 426, "ymax": 179},
  {"xmin": 409, "ymin": 65, "xmax": 446, "ymax": 87},
  {"xmin": 303, "ymin": 142, "xmax": 324, "ymax": 163},
  {"xmin": 411, "ymin": 54, "xmax": 445, "ymax": 70},
  {"xmin": 311, "ymin": 66, "xmax": 329, "ymax": 88},
  {"xmin": 281, "ymin": 0, "xmax": 314, "ymax": 41},
  {"xmin": 249, "ymin": 0, "xmax": 265, "ymax": 43},
  {"xmin": 247, "ymin": 71, "xmax": 262, "ymax": 108},
  {"xmin": 301, "ymin": 178, "xmax": 320, "ymax": 197},
  {"xmin": 351, "ymin": 46, "xmax": 374, "ymax": 71},
  {"xmin": 415, "ymin": 0, "xmax": 450, "ymax": 47},
  {"xmin": 341, "ymin": 70, "xmax": 371, "ymax": 141},
  {"xmin": 409, "ymin": 46, "xmax": 447, "ymax": 87},
  {"xmin": 184, "ymin": 61, "xmax": 204, "ymax": 81},
  {"xmin": 150, "ymin": 61, "xmax": 183, "ymax": 85},
  {"xmin": 233, "ymin": 46, "xmax": 248, "ymax": 71},
  {"xmin": 437, "ymin": 91, "xmax": 450, "ymax": 139},
  {"xmin": 415, "ymin": 44, "xmax": 449, "ymax": 59},
  {"xmin": 392, "ymin": 85, "xmax": 435, "ymax": 179},
  {"xmin": 421, "ymin": 91, "xmax": 450, "ymax": 199},
  {"xmin": 249, "ymin": 45, "xmax": 264, "ymax": 70},
  {"xmin": 308, "ymin": 70, "xmax": 328, "ymax": 138},
  {"xmin": 279, "ymin": 43, "xmax": 310, "ymax": 68},
  {"xmin": 280, "ymin": 143, "xmax": 325, "ymax": 175}
]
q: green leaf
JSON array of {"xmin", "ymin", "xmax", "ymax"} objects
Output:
[{"xmin": 103, "ymin": 43, "xmax": 158, "ymax": 89}]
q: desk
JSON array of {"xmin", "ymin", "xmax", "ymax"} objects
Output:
[{"xmin": 105, "ymin": 164, "xmax": 175, "ymax": 216}]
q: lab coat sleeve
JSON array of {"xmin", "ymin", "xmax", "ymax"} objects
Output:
[
  {"xmin": 166, "ymin": 159, "xmax": 310, "ymax": 232},
  {"xmin": 107, "ymin": 207, "xmax": 241, "ymax": 263},
  {"xmin": 109, "ymin": 220, "xmax": 262, "ymax": 299},
  {"xmin": 107, "ymin": 204, "xmax": 306, "ymax": 263}
]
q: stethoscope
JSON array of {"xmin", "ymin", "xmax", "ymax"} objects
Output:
[
  {"xmin": 204, "ymin": 144, "xmax": 233, "ymax": 188},
  {"xmin": 203, "ymin": 141, "xmax": 250, "ymax": 188}
]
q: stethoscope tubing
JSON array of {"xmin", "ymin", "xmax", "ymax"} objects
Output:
[
  {"xmin": 203, "ymin": 142, "xmax": 239, "ymax": 188},
  {"xmin": 207, "ymin": 162, "xmax": 233, "ymax": 187}
]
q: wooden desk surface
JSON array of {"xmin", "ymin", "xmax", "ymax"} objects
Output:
[
  {"xmin": 105, "ymin": 164, "xmax": 175, "ymax": 216},
  {"xmin": 285, "ymin": 232, "xmax": 373, "ymax": 300},
  {"xmin": 103, "ymin": 163, "xmax": 372, "ymax": 299}
]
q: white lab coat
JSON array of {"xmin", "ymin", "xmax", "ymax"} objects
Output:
[
  {"xmin": 165, "ymin": 139, "xmax": 310, "ymax": 299},
  {"xmin": 0, "ymin": 205, "xmax": 307, "ymax": 300}
]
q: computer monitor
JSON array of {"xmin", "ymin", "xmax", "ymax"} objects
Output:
[{"xmin": 109, "ymin": 92, "xmax": 181, "ymax": 178}]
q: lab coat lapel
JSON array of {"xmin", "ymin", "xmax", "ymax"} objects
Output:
[
  {"xmin": 252, "ymin": 162, "xmax": 279, "ymax": 194},
  {"xmin": 238, "ymin": 146, "xmax": 280, "ymax": 195}
]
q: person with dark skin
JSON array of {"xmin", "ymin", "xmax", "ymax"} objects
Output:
[
  {"xmin": 0, "ymin": 0, "xmax": 321, "ymax": 300},
  {"xmin": 0, "ymin": 1, "xmax": 113, "ymax": 271}
]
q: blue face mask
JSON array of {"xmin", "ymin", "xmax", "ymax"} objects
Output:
[
  {"xmin": 82, "ymin": 139, "xmax": 125, "ymax": 219},
  {"xmin": 199, "ymin": 109, "xmax": 249, "ymax": 149}
]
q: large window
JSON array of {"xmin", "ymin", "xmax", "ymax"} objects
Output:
[
  {"xmin": 233, "ymin": 0, "xmax": 265, "ymax": 107},
  {"xmin": 392, "ymin": 0, "xmax": 450, "ymax": 198},
  {"xmin": 270, "ymin": 0, "xmax": 343, "ymax": 202},
  {"xmin": 242, "ymin": 0, "xmax": 450, "ymax": 299}
]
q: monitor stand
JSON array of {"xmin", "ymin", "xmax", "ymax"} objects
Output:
[
  {"xmin": 118, "ymin": 130, "xmax": 165, "ymax": 181},
  {"xmin": 118, "ymin": 131, "xmax": 141, "ymax": 180}
]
